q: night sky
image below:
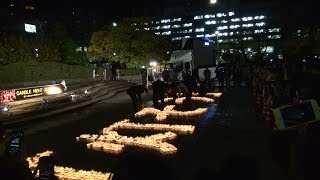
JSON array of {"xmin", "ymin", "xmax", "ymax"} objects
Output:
[{"xmin": 0, "ymin": 0, "xmax": 317, "ymax": 21}]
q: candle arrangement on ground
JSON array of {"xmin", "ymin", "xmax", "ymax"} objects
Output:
[
  {"xmin": 76, "ymin": 120, "xmax": 195, "ymax": 155},
  {"xmin": 77, "ymin": 131, "xmax": 178, "ymax": 155},
  {"xmin": 102, "ymin": 120, "xmax": 195, "ymax": 134},
  {"xmin": 206, "ymin": 92, "xmax": 223, "ymax": 98},
  {"xmin": 135, "ymin": 107, "xmax": 161, "ymax": 118},
  {"xmin": 158, "ymin": 97, "xmax": 174, "ymax": 103},
  {"xmin": 135, "ymin": 105, "xmax": 208, "ymax": 122},
  {"xmin": 27, "ymin": 151, "xmax": 113, "ymax": 180}
]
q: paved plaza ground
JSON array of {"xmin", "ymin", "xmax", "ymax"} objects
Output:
[{"xmin": 15, "ymin": 86, "xmax": 319, "ymax": 180}]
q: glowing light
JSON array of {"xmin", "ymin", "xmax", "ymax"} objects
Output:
[
  {"xmin": 210, "ymin": 0, "xmax": 217, "ymax": 4},
  {"xmin": 150, "ymin": 61, "xmax": 157, "ymax": 67},
  {"xmin": 45, "ymin": 86, "xmax": 63, "ymax": 95},
  {"xmin": 77, "ymin": 120, "xmax": 195, "ymax": 155},
  {"xmin": 27, "ymin": 151, "xmax": 113, "ymax": 179}
]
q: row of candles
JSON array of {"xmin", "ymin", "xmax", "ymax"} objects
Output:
[
  {"xmin": 174, "ymin": 97, "xmax": 214, "ymax": 104},
  {"xmin": 102, "ymin": 120, "xmax": 195, "ymax": 135},
  {"xmin": 77, "ymin": 131, "xmax": 178, "ymax": 155},
  {"xmin": 135, "ymin": 104, "xmax": 208, "ymax": 121},
  {"xmin": 191, "ymin": 92, "xmax": 222, "ymax": 98},
  {"xmin": 27, "ymin": 151, "xmax": 113, "ymax": 180}
]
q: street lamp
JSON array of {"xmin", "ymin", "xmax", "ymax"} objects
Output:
[
  {"xmin": 215, "ymin": 31, "xmax": 220, "ymax": 65},
  {"xmin": 210, "ymin": 0, "xmax": 217, "ymax": 4},
  {"xmin": 150, "ymin": 61, "xmax": 157, "ymax": 67},
  {"xmin": 112, "ymin": 22, "xmax": 117, "ymax": 27}
]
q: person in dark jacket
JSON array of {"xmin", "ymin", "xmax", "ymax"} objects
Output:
[
  {"xmin": 32, "ymin": 155, "xmax": 57, "ymax": 180},
  {"xmin": 127, "ymin": 85, "xmax": 149, "ymax": 113},
  {"xmin": 203, "ymin": 67, "xmax": 211, "ymax": 90},
  {"xmin": 184, "ymin": 70, "xmax": 197, "ymax": 106},
  {"xmin": 152, "ymin": 79, "xmax": 165, "ymax": 107}
]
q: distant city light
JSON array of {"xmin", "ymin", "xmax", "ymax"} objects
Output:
[
  {"xmin": 113, "ymin": 52, "xmax": 116, "ymax": 56},
  {"xmin": 150, "ymin": 61, "xmax": 157, "ymax": 67},
  {"xmin": 24, "ymin": 23, "xmax": 36, "ymax": 33},
  {"xmin": 210, "ymin": 0, "xmax": 217, "ymax": 4},
  {"xmin": 112, "ymin": 22, "xmax": 117, "ymax": 27}
]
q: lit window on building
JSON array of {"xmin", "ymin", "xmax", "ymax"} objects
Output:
[
  {"xmin": 260, "ymin": 16, "xmax": 265, "ymax": 19},
  {"xmin": 154, "ymin": 26, "xmax": 160, "ymax": 30},
  {"xmin": 155, "ymin": 32, "xmax": 160, "ymax": 35},
  {"xmin": 254, "ymin": 29, "xmax": 264, "ymax": 34},
  {"xmin": 172, "ymin": 25, "xmax": 181, "ymax": 28},
  {"xmin": 194, "ymin": 15, "xmax": 204, "ymax": 20},
  {"xmin": 205, "ymin": 34, "xmax": 215, "ymax": 37},
  {"xmin": 217, "ymin": 13, "xmax": 227, "ymax": 18},
  {"xmin": 195, "ymin": 28, "xmax": 205, "ymax": 32},
  {"xmin": 188, "ymin": 29, "xmax": 193, "ymax": 33},
  {"xmin": 162, "ymin": 25, "xmax": 171, "ymax": 29},
  {"xmin": 217, "ymin": 26, "xmax": 228, "ymax": 30},
  {"xmin": 242, "ymin": 24, "xmax": 254, "ymax": 28},
  {"xmin": 184, "ymin": 36, "xmax": 191, "ymax": 38},
  {"xmin": 268, "ymin": 28, "xmax": 281, "ymax": 33},
  {"xmin": 144, "ymin": 23, "xmax": 148, "ymax": 25},
  {"xmin": 161, "ymin": 19, "xmax": 170, "ymax": 23},
  {"xmin": 231, "ymin": 18, "xmax": 241, "ymax": 22},
  {"xmin": 255, "ymin": 22, "xmax": 265, "ymax": 27},
  {"xmin": 221, "ymin": 20, "xmax": 228, "ymax": 23},
  {"xmin": 172, "ymin": 18, "xmax": 182, "ymax": 22},
  {"xmin": 144, "ymin": 28, "xmax": 150, "ymax": 31},
  {"xmin": 162, "ymin": 31, "xmax": 171, "ymax": 35},
  {"xmin": 230, "ymin": 25, "xmax": 240, "ymax": 29},
  {"xmin": 204, "ymin": 14, "xmax": 215, "ymax": 19},
  {"xmin": 183, "ymin": 23, "xmax": 192, "ymax": 27},
  {"xmin": 229, "ymin": 12, "xmax": 235, "ymax": 16},
  {"xmin": 205, "ymin": 20, "xmax": 216, "ymax": 25},
  {"xmin": 268, "ymin": 35, "xmax": 281, "ymax": 39},
  {"xmin": 196, "ymin": 34, "xmax": 205, "ymax": 37},
  {"xmin": 229, "ymin": 32, "xmax": 234, "ymax": 36},
  {"xmin": 223, "ymin": 32, "xmax": 228, "ymax": 36},
  {"xmin": 218, "ymin": 39, "xmax": 223, "ymax": 43},
  {"xmin": 155, "ymin": 21, "xmax": 160, "ymax": 24}
]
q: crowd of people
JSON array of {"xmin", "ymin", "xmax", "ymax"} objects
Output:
[{"xmin": 249, "ymin": 61, "xmax": 318, "ymax": 130}]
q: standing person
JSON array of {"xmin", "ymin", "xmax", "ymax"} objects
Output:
[
  {"xmin": 184, "ymin": 70, "xmax": 196, "ymax": 106},
  {"xmin": 126, "ymin": 85, "xmax": 149, "ymax": 113},
  {"xmin": 162, "ymin": 69, "xmax": 169, "ymax": 82},
  {"xmin": 216, "ymin": 65, "xmax": 225, "ymax": 89},
  {"xmin": 192, "ymin": 68, "xmax": 200, "ymax": 82},
  {"xmin": 169, "ymin": 68, "xmax": 177, "ymax": 82},
  {"xmin": 111, "ymin": 65, "xmax": 117, "ymax": 80},
  {"xmin": 152, "ymin": 78, "xmax": 165, "ymax": 107},
  {"xmin": 203, "ymin": 67, "xmax": 211, "ymax": 91}
]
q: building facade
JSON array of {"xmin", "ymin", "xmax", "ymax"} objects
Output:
[{"xmin": 142, "ymin": 8, "xmax": 281, "ymax": 45}]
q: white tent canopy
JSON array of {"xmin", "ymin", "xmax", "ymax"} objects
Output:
[{"xmin": 167, "ymin": 50, "xmax": 193, "ymax": 64}]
